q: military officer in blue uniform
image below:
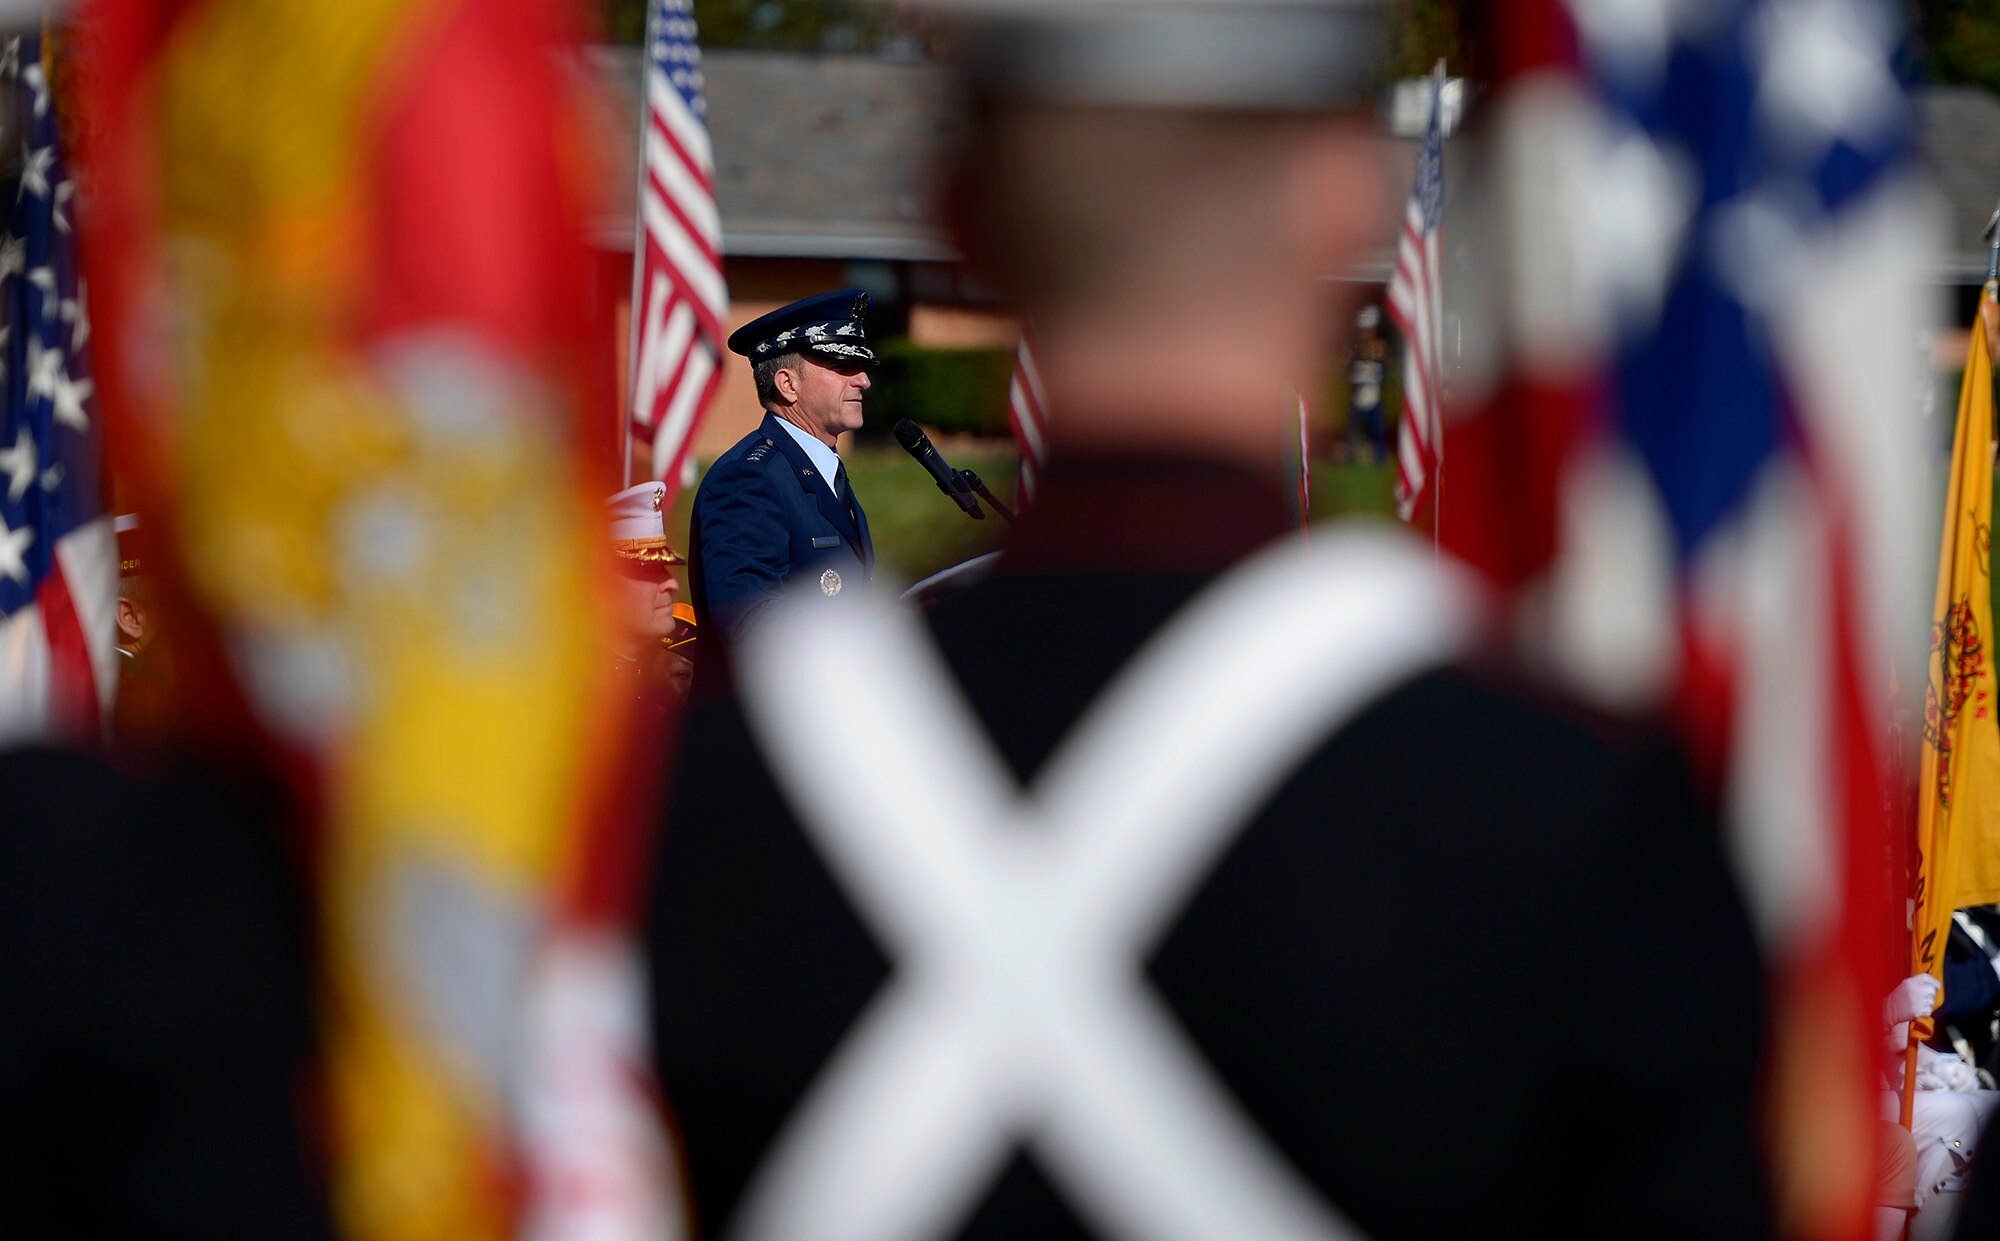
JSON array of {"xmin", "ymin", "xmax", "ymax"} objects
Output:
[{"xmin": 689, "ymin": 289, "xmax": 877, "ymax": 649}]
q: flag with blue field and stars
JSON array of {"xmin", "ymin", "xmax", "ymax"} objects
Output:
[
  {"xmin": 1434, "ymin": 0, "xmax": 1927, "ymax": 1236},
  {"xmin": 0, "ymin": 31, "xmax": 115, "ymax": 742}
]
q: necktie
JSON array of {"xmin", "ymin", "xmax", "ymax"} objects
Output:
[
  {"xmin": 833, "ymin": 462, "xmax": 860, "ymax": 532},
  {"xmin": 834, "ymin": 462, "xmax": 869, "ymax": 565}
]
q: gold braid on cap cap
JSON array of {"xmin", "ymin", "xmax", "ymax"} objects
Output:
[{"xmin": 612, "ymin": 539, "xmax": 686, "ymax": 565}]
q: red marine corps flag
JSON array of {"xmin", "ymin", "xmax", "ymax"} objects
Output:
[
  {"xmin": 77, "ymin": 0, "xmax": 661, "ymax": 1234},
  {"xmin": 628, "ymin": 0, "xmax": 727, "ymax": 488}
]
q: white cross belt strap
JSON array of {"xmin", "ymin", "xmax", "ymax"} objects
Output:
[{"xmin": 732, "ymin": 530, "xmax": 1477, "ymax": 1241}]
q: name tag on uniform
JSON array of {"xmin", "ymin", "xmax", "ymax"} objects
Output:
[{"xmin": 811, "ymin": 536, "xmax": 843, "ymax": 550}]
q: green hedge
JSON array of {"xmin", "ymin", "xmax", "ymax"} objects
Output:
[{"xmin": 861, "ymin": 341, "xmax": 1015, "ymax": 439}]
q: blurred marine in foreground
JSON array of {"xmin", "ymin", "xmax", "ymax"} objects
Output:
[
  {"xmin": 606, "ymin": 481, "xmax": 688, "ymax": 713},
  {"xmin": 645, "ymin": 1, "xmax": 1772, "ymax": 1238}
]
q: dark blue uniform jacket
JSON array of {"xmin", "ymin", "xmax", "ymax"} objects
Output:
[{"xmin": 689, "ymin": 413, "xmax": 873, "ymax": 646}]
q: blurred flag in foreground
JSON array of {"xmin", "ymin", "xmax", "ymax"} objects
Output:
[
  {"xmin": 76, "ymin": 0, "xmax": 667, "ymax": 1236},
  {"xmin": 0, "ymin": 33, "xmax": 116, "ymax": 743},
  {"xmin": 1909, "ymin": 308, "xmax": 2000, "ymax": 1082},
  {"xmin": 1442, "ymin": 0, "xmax": 1927, "ymax": 1235},
  {"xmin": 629, "ymin": 0, "xmax": 727, "ymax": 488}
]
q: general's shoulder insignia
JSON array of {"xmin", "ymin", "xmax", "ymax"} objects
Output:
[{"xmin": 820, "ymin": 569, "xmax": 842, "ymax": 597}]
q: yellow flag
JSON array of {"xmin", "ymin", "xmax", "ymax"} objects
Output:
[{"xmin": 1913, "ymin": 309, "xmax": 2000, "ymax": 1031}]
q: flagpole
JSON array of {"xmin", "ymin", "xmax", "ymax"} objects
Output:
[
  {"xmin": 1430, "ymin": 60, "xmax": 1445, "ymax": 561},
  {"xmin": 1432, "ymin": 433, "xmax": 1442, "ymax": 561},
  {"xmin": 1901, "ymin": 1032, "xmax": 1920, "ymax": 1130},
  {"xmin": 620, "ymin": 2, "xmax": 659, "ymax": 488},
  {"xmin": 1295, "ymin": 389, "xmax": 1312, "ymax": 546}
]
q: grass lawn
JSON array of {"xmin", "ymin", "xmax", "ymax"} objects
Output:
[
  {"xmin": 1308, "ymin": 457, "xmax": 1398, "ymax": 525},
  {"xmin": 666, "ymin": 439, "xmax": 1400, "ymax": 587}
]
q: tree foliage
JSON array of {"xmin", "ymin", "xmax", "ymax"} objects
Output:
[
  {"xmin": 609, "ymin": 0, "xmax": 1463, "ymax": 76},
  {"xmin": 1387, "ymin": 0, "xmax": 1465, "ymax": 80},
  {"xmin": 600, "ymin": 0, "xmax": 1999, "ymax": 99},
  {"xmin": 1913, "ymin": 0, "xmax": 2000, "ymax": 95}
]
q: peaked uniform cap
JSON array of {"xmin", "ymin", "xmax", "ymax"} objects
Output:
[
  {"xmin": 607, "ymin": 483, "xmax": 685, "ymax": 564},
  {"xmin": 114, "ymin": 513, "xmax": 147, "ymax": 578},
  {"xmin": 726, "ymin": 289, "xmax": 877, "ymax": 365}
]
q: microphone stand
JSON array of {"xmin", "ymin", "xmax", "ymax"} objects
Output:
[{"xmin": 955, "ymin": 469, "xmax": 1015, "ymax": 524}]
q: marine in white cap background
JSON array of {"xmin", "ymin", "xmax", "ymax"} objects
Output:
[
  {"xmin": 113, "ymin": 513, "xmax": 154, "ymax": 662},
  {"xmin": 606, "ymin": 482, "xmax": 686, "ymax": 697},
  {"xmin": 109, "ymin": 512, "xmax": 173, "ymax": 738}
]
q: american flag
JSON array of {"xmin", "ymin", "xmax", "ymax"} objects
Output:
[
  {"xmin": 0, "ymin": 35, "xmax": 115, "ymax": 743},
  {"xmin": 629, "ymin": 0, "xmax": 727, "ymax": 488},
  {"xmin": 1386, "ymin": 66, "xmax": 1446, "ymax": 525},
  {"xmin": 1440, "ymin": 0, "xmax": 1923, "ymax": 1233},
  {"xmin": 1007, "ymin": 326, "xmax": 1047, "ymax": 509}
]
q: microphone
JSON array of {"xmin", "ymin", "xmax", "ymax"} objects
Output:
[{"xmin": 892, "ymin": 419, "xmax": 984, "ymax": 519}]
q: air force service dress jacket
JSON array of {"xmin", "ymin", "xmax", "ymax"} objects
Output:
[{"xmin": 687, "ymin": 412, "xmax": 873, "ymax": 646}]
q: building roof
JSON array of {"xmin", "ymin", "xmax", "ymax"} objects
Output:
[
  {"xmin": 586, "ymin": 45, "xmax": 1438, "ymax": 280},
  {"xmin": 588, "ymin": 45, "xmax": 961, "ymax": 261},
  {"xmin": 1915, "ymin": 86, "xmax": 2000, "ymax": 285},
  {"xmin": 591, "ymin": 47, "xmax": 2000, "ymax": 286}
]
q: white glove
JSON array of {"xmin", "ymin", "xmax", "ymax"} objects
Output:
[
  {"xmin": 1938, "ymin": 1056, "xmax": 1983, "ymax": 1092},
  {"xmin": 1886, "ymin": 1021, "xmax": 1912, "ymax": 1060},
  {"xmin": 1885, "ymin": 974, "xmax": 1943, "ymax": 1025},
  {"xmin": 1915, "ymin": 1042, "xmax": 1984, "ymax": 1092}
]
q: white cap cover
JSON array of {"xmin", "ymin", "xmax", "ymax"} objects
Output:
[{"xmin": 607, "ymin": 483, "xmax": 684, "ymax": 564}]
